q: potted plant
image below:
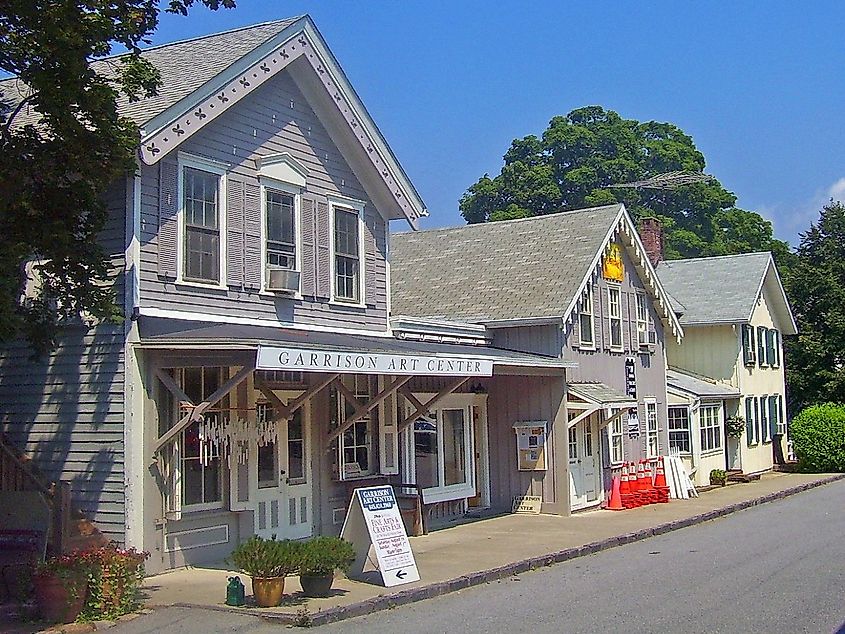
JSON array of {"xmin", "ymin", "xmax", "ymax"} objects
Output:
[
  {"xmin": 33, "ymin": 553, "xmax": 90, "ymax": 623},
  {"xmin": 78, "ymin": 544, "xmax": 148, "ymax": 621},
  {"xmin": 298, "ymin": 536, "xmax": 356, "ymax": 598},
  {"xmin": 227, "ymin": 536, "xmax": 301, "ymax": 607},
  {"xmin": 726, "ymin": 415, "xmax": 745, "ymax": 439},
  {"xmin": 709, "ymin": 469, "xmax": 728, "ymax": 486}
]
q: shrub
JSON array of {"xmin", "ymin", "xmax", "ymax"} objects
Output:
[
  {"xmin": 790, "ymin": 403, "xmax": 845, "ymax": 472},
  {"xmin": 298, "ymin": 537, "xmax": 356, "ymax": 577},
  {"xmin": 227, "ymin": 536, "xmax": 301, "ymax": 578},
  {"xmin": 78, "ymin": 544, "xmax": 148, "ymax": 621},
  {"xmin": 709, "ymin": 469, "xmax": 728, "ymax": 485}
]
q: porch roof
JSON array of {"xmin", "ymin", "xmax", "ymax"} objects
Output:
[
  {"xmin": 568, "ymin": 382, "xmax": 637, "ymax": 408},
  {"xmin": 666, "ymin": 368, "xmax": 740, "ymax": 400},
  {"xmin": 137, "ymin": 317, "xmax": 573, "ymax": 375}
]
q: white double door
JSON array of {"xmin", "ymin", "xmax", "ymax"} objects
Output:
[
  {"xmin": 568, "ymin": 416, "xmax": 599, "ymax": 511},
  {"xmin": 252, "ymin": 405, "xmax": 313, "ymax": 540}
]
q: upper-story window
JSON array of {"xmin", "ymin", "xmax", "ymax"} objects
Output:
[
  {"xmin": 636, "ymin": 293, "xmax": 649, "ymax": 347},
  {"xmin": 607, "ymin": 286, "xmax": 623, "ymax": 350},
  {"xmin": 579, "ymin": 285, "xmax": 594, "ymax": 348},
  {"xmin": 183, "ymin": 167, "xmax": 222, "ymax": 284},
  {"xmin": 265, "ymin": 188, "xmax": 296, "ymax": 269},
  {"xmin": 333, "ymin": 205, "xmax": 363, "ymax": 303},
  {"xmin": 757, "ymin": 326, "xmax": 769, "ymax": 367}
]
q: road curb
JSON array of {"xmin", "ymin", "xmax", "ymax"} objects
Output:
[{"xmin": 172, "ymin": 474, "xmax": 845, "ymax": 627}]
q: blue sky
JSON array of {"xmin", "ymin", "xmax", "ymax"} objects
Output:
[{"xmin": 95, "ymin": 3, "xmax": 845, "ymax": 244}]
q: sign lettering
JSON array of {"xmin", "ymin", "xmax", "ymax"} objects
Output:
[{"xmin": 257, "ymin": 345, "xmax": 494, "ymax": 376}]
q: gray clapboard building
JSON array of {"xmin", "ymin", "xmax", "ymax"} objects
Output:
[
  {"xmin": 0, "ymin": 16, "xmax": 575, "ymax": 573},
  {"xmin": 391, "ymin": 205, "xmax": 683, "ymax": 510}
]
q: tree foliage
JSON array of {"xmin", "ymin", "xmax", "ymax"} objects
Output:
[
  {"xmin": 460, "ymin": 106, "xmax": 791, "ymax": 266},
  {"xmin": 784, "ymin": 201, "xmax": 845, "ymax": 410},
  {"xmin": 0, "ymin": 0, "xmax": 234, "ymax": 353}
]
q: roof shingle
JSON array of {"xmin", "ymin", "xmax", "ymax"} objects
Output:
[
  {"xmin": 390, "ymin": 205, "xmax": 622, "ymax": 322},
  {"xmin": 655, "ymin": 252, "xmax": 771, "ymax": 325}
]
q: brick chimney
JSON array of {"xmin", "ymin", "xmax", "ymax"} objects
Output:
[{"xmin": 640, "ymin": 217, "xmax": 664, "ymax": 266}]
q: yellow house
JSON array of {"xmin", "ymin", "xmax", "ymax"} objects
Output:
[{"xmin": 655, "ymin": 252, "xmax": 797, "ymax": 478}]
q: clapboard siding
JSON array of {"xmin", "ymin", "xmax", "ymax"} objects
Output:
[
  {"xmin": 0, "ymin": 180, "xmax": 127, "ymax": 539},
  {"xmin": 487, "ymin": 374, "xmax": 567, "ymax": 513},
  {"xmin": 0, "ymin": 325, "xmax": 126, "ymax": 538},
  {"xmin": 138, "ymin": 70, "xmax": 390, "ymax": 331}
]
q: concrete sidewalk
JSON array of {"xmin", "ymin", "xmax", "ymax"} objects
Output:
[{"xmin": 140, "ymin": 472, "xmax": 843, "ymax": 627}]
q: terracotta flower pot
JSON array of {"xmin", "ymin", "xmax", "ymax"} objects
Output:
[
  {"xmin": 299, "ymin": 573, "xmax": 334, "ymax": 598},
  {"xmin": 251, "ymin": 576, "xmax": 285, "ymax": 607},
  {"xmin": 33, "ymin": 572, "xmax": 87, "ymax": 623}
]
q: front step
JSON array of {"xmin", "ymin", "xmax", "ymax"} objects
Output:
[{"xmin": 726, "ymin": 471, "xmax": 761, "ymax": 483}]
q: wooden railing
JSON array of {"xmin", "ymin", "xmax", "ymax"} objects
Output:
[{"xmin": 0, "ymin": 432, "xmax": 71, "ymax": 554}]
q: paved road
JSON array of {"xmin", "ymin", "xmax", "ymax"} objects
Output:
[{"xmin": 114, "ymin": 480, "xmax": 845, "ymax": 634}]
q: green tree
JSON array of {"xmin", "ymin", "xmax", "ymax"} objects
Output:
[
  {"xmin": 460, "ymin": 106, "xmax": 790, "ymax": 265},
  {"xmin": 0, "ymin": 0, "xmax": 234, "ymax": 353},
  {"xmin": 784, "ymin": 201, "xmax": 845, "ymax": 410}
]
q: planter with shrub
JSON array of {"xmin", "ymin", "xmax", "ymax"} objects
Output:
[
  {"xmin": 725, "ymin": 416, "xmax": 745, "ymax": 439},
  {"xmin": 228, "ymin": 536, "xmax": 301, "ymax": 607},
  {"xmin": 709, "ymin": 469, "xmax": 728, "ymax": 486},
  {"xmin": 298, "ymin": 536, "xmax": 356, "ymax": 597},
  {"xmin": 33, "ymin": 555, "xmax": 89, "ymax": 624},
  {"xmin": 790, "ymin": 403, "xmax": 845, "ymax": 472}
]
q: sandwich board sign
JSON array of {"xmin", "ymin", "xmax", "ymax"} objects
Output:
[{"xmin": 340, "ymin": 485, "xmax": 420, "ymax": 587}]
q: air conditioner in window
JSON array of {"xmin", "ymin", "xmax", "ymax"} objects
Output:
[
  {"xmin": 266, "ymin": 267, "xmax": 300, "ymax": 293},
  {"xmin": 638, "ymin": 330, "xmax": 657, "ymax": 351}
]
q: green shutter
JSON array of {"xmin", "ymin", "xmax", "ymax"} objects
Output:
[{"xmin": 745, "ymin": 398, "xmax": 754, "ymax": 446}]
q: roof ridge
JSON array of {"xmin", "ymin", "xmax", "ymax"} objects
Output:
[
  {"xmin": 0, "ymin": 16, "xmax": 303, "ymax": 86},
  {"xmin": 395, "ymin": 204, "xmax": 623, "ymax": 236},
  {"xmin": 102, "ymin": 16, "xmax": 303, "ymax": 61},
  {"xmin": 662, "ymin": 251, "xmax": 771, "ymax": 265}
]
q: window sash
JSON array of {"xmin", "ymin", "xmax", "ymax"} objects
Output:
[
  {"xmin": 266, "ymin": 189, "xmax": 296, "ymax": 269},
  {"xmin": 610, "ymin": 418, "xmax": 624, "ymax": 464},
  {"xmin": 608, "ymin": 287, "xmax": 623, "ymax": 349},
  {"xmin": 179, "ymin": 367, "xmax": 224, "ymax": 507},
  {"xmin": 579, "ymin": 286, "xmax": 594, "ymax": 346},
  {"xmin": 334, "ymin": 208, "xmax": 360, "ymax": 301},
  {"xmin": 636, "ymin": 294, "xmax": 648, "ymax": 344},
  {"xmin": 668, "ymin": 407, "xmax": 691, "ymax": 454},
  {"xmin": 699, "ymin": 405, "xmax": 722, "ymax": 452},
  {"xmin": 183, "ymin": 168, "xmax": 221, "ymax": 283},
  {"xmin": 757, "ymin": 327, "xmax": 768, "ymax": 366},
  {"xmin": 645, "ymin": 401, "xmax": 659, "ymax": 458}
]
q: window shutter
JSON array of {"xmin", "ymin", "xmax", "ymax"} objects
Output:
[
  {"xmin": 315, "ymin": 199, "xmax": 331, "ymax": 299},
  {"xmin": 760, "ymin": 396, "xmax": 768, "ymax": 442},
  {"xmin": 158, "ymin": 161, "xmax": 179, "ymax": 279},
  {"xmin": 573, "ymin": 303, "xmax": 581, "ymax": 345},
  {"xmin": 621, "ymin": 291, "xmax": 631, "ymax": 352},
  {"xmin": 771, "ymin": 330, "xmax": 780, "ymax": 366},
  {"xmin": 364, "ymin": 208, "xmax": 379, "ymax": 308},
  {"xmin": 745, "ymin": 398, "xmax": 754, "ymax": 446},
  {"xmin": 757, "ymin": 327, "xmax": 767, "ymax": 366},
  {"xmin": 599, "ymin": 289, "xmax": 610, "ymax": 350},
  {"xmin": 229, "ymin": 453, "xmax": 251, "ymax": 512},
  {"xmin": 742, "ymin": 325, "xmax": 749, "ymax": 364},
  {"xmin": 243, "ymin": 182, "xmax": 262, "ymax": 291},
  {"xmin": 300, "ymin": 195, "xmax": 317, "ymax": 297},
  {"xmin": 165, "ymin": 443, "xmax": 182, "ymax": 521},
  {"xmin": 378, "ymin": 389, "xmax": 400, "ymax": 476},
  {"xmin": 779, "ymin": 395, "xmax": 785, "ymax": 435},
  {"xmin": 226, "ymin": 179, "xmax": 245, "ymax": 288},
  {"xmin": 769, "ymin": 396, "xmax": 778, "ymax": 438}
]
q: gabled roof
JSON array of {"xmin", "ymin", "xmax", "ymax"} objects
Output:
[
  {"xmin": 655, "ymin": 252, "xmax": 797, "ymax": 334},
  {"xmin": 0, "ymin": 16, "xmax": 426, "ymax": 227},
  {"xmin": 390, "ymin": 204, "xmax": 683, "ymax": 339},
  {"xmin": 667, "ymin": 368, "xmax": 740, "ymax": 400}
]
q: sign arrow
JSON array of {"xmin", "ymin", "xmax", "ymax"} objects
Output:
[{"xmin": 395, "ymin": 569, "xmax": 407, "ymax": 580}]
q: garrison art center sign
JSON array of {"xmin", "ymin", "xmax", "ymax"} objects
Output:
[
  {"xmin": 341, "ymin": 486, "xmax": 420, "ymax": 587},
  {"xmin": 257, "ymin": 344, "xmax": 494, "ymax": 376}
]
